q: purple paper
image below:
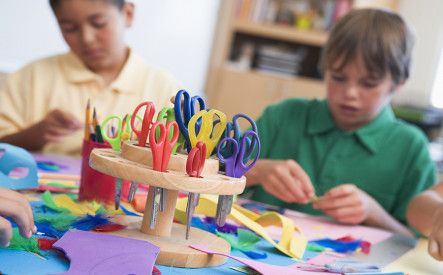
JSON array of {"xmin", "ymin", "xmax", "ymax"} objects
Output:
[
  {"xmin": 52, "ymin": 230, "xmax": 160, "ymax": 275},
  {"xmin": 32, "ymin": 153, "xmax": 81, "ymax": 177}
]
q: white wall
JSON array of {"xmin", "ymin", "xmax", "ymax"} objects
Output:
[
  {"xmin": 0, "ymin": 0, "xmax": 442, "ymax": 107},
  {"xmin": 0, "ymin": 0, "xmax": 221, "ymax": 96},
  {"xmin": 392, "ymin": 0, "xmax": 443, "ymax": 108}
]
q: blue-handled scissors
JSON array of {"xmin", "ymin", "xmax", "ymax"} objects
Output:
[
  {"xmin": 215, "ymin": 130, "xmax": 260, "ymax": 226},
  {"xmin": 298, "ymin": 259, "xmax": 381, "ymax": 273},
  {"xmin": 216, "ymin": 113, "xmax": 258, "ymax": 162},
  {"xmin": 174, "ymin": 89, "xmax": 206, "ymax": 152},
  {"xmin": 131, "ymin": 101, "xmax": 156, "ymax": 147},
  {"xmin": 101, "ymin": 114, "xmax": 142, "ymax": 152},
  {"xmin": 188, "ymin": 109, "xmax": 227, "ymax": 159}
]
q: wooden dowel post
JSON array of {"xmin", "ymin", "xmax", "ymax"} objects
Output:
[{"xmin": 141, "ymin": 188, "xmax": 179, "ymax": 236}]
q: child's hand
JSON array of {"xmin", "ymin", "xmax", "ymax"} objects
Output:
[
  {"xmin": 313, "ymin": 184, "xmax": 374, "ymax": 224},
  {"xmin": 0, "ymin": 187, "xmax": 36, "ymax": 247},
  {"xmin": 38, "ymin": 109, "xmax": 82, "ymax": 143},
  {"xmin": 247, "ymin": 159, "xmax": 315, "ymax": 203},
  {"xmin": 428, "ymin": 205, "xmax": 443, "ymax": 260}
]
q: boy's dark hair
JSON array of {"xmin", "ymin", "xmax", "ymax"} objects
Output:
[
  {"xmin": 49, "ymin": 0, "xmax": 125, "ymax": 11},
  {"xmin": 320, "ymin": 8, "xmax": 415, "ymax": 87}
]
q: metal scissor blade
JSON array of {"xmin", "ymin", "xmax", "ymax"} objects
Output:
[
  {"xmin": 215, "ymin": 195, "xmax": 233, "ymax": 226},
  {"xmin": 186, "ymin": 192, "xmax": 198, "ymax": 239},
  {"xmin": 159, "ymin": 188, "xmax": 168, "ymax": 212},
  {"xmin": 150, "ymin": 187, "xmax": 161, "ymax": 229},
  {"xmin": 115, "ymin": 178, "xmax": 124, "ymax": 210},
  {"xmin": 127, "ymin": 182, "xmax": 138, "ymax": 203}
]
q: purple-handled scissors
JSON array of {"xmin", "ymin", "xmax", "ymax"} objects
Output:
[{"xmin": 215, "ymin": 130, "xmax": 260, "ymax": 226}]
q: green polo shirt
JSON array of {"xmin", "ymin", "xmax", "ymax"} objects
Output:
[{"xmin": 245, "ymin": 98, "xmax": 436, "ymax": 225}]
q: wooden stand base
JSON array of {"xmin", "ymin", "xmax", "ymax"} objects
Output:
[{"xmin": 108, "ymin": 215, "xmax": 230, "ymax": 268}]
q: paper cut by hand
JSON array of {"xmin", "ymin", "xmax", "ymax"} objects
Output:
[
  {"xmin": 52, "ymin": 229, "xmax": 160, "ymax": 275},
  {"xmin": 190, "ymin": 244, "xmax": 340, "ymax": 275},
  {"xmin": 0, "ymin": 143, "xmax": 38, "ymax": 190}
]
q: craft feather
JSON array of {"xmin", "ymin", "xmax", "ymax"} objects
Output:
[{"xmin": 6, "ymin": 228, "xmax": 43, "ymax": 256}]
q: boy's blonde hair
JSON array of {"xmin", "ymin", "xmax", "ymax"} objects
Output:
[{"xmin": 321, "ymin": 8, "xmax": 415, "ymax": 87}]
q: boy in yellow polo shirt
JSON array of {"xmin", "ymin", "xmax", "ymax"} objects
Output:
[
  {"xmin": 0, "ymin": 0, "xmax": 181, "ymax": 156},
  {"xmin": 245, "ymin": 9, "xmax": 436, "ymax": 237}
]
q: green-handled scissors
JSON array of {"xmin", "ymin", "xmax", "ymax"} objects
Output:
[{"xmin": 101, "ymin": 114, "xmax": 142, "ymax": 151}]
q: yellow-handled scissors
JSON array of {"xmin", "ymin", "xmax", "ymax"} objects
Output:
[{"xmin": 188, "ymin": 109, "xmax": 227, "ymax": 159}]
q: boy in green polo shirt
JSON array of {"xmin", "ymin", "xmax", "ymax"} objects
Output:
[{"xmin": 244, "ymin": 8, "xmax": 436, "ymax": 237}]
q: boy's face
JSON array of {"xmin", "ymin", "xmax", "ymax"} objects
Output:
[
  {"xmin": 53, "ymin": 0, "xmax": 134, "ymax": 73},
  {"xmin": 325, "ymin": 55, "xmax": 400, "ymax": 131}
]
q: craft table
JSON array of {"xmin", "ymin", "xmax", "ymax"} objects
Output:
[{"xmin": 0, "ymin": 153, "xmax": 442, "ymax": 274}]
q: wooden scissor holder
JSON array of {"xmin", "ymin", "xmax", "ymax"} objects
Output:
[{"xmin": 89, "ymin": 141, "xmax": 246, "ymax": 268}]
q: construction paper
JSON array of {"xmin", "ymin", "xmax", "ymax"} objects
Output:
[
  {"xmin": 52, "ymin": 229, "xmax": 160, "ymax": 275},
  {"xmin": 32, "ymin": 153, "xmax": 81, "ymax": 177},
  {"xmin": 175, "ymin": 195, "xmax": 307, "ymax": 259},
  {"xmin": 190, "ymin": 244, "xmax": 340, "ymax": 275},
  {"xmin": 0, "ymin": 143, "xmax": 38, "ymax": 190}
]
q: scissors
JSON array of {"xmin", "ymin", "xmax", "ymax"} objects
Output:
[
  {"xmin": 174, "ymin": 89, "xmax": 206, "ymax": 152},
  {"xmin": 102, "ymin": 114, "xmax": 143, "ymax": 151},
  {"xmin": 148, "ymin": 120, "xmax": 179, "ymax": 229},
  {"xmin": 185, "ymin": 141, "xmax": 206, "ymax": 239},
  {"xmin": 101, "ymin": 114, "xmax": 141, "ymax": 209},
  {"xmin": 216, "ymin": 113, "xmax": 258, "ymax": 163},
  {"xmin": 156, "ymin": 106, "xmax": 183, "ymax": 155},
  {"xmin": 298, "ymin": 259, "xmax": 381, "ymax": 273},
  {"xmin": 215, "ymin": 131, "xmax": 260, "ymax": 226},
  {"xmin": 188, "ymin": 109, "xmax": 227, "ymax": 159},
  {"xmin": 131, "ymin": 101, "xmax": 156, "ymax": 147}
]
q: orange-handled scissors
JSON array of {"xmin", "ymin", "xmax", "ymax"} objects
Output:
[
  {"xmin": 131, "ymin": 101, "xmax": 156, "ymax": 147},
  {"xmin": 156, "ymin": 107, "xmax": 183, "ymax": 155},
  {"xmin": 188, "ymin": 109, "xmax": 227, "ymax": 159}
]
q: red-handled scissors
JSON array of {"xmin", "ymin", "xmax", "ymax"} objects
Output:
[
  {"xmin": 131, "ymin": 101, "xmax": 156, "ymax": 147},
  {"xmin": 148, "ymin": 120, "xmax": 179, "ymax": 229},
  {"xmin": 185, "ymin": 141, "xmax": 206, "ymax": 239}
]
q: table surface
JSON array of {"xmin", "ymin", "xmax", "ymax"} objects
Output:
[{"xmin": 1, "ymin": 153, "xmax": 442, "ymax": 274}]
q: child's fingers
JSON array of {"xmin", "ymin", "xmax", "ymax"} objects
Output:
[
  {"xmin": 0, "ymin": 217, "xmax": 13, "ymax": 247},
  {"xmin": 0, "ymin": 198, "xmax": 33, "ymax": 239},
  {"xmin": 0, "ymin": 188, "xmax": 34, "ymax": 228},
  {"xmin": 288, "ymin": 160, "xmax": 315, "ymax": 199}
]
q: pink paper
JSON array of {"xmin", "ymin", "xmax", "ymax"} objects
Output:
[
  {"xmin": 52, "ymin": 229, "xmax": 160, "ymax": 275},
  {"xmin": 306, "ymin": 252, "xmax": 337, "ymax": 266},
  {"xmin": 190, "ymin": 244, "xmax": 339, "ymax": 275}
]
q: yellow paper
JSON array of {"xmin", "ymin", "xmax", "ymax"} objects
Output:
[{"xmin": 175, "ymin": 195, "xmax": 307, "ymax": 259}]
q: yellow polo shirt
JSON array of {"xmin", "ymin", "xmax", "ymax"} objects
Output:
[{"xmin": 0, "ymin": 49, "xmax": 181, "ymax": 156}]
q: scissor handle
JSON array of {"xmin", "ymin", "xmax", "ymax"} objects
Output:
[
  {"xmin": 216, "ymin": 137, "xmax": 238, "ymax": 178},
  {"xmin": 326, "ymin": 260, "xmax": 381, "ymax": 273},
  {"xmin": 217, "ymin": 131, "xmax": 260, "ymax": 178},
  {"xmin": 131, "ymin": 101, "xmax": 155, "ymax": 147},
  {"xmin": 157, "ymin": 107, "xmax": 183, "ymax": 155},
  {"xmin": 232, "ymin": 113, "xmax": 258, "ymax": 161},
  {"xmin": 214, "ymin": 121, "xmax": 233, "ymax": 156},
  {"xmin": 161, "ymin": 121, "xmax": 179, "ymax": 172},
  {"xmin": 174, "ymin": 89, "xmax": 206, "ymax": 152},
  {"xmin": 186, "ymin": 141, "xmax": 206, "ymax": 178},
  {"xmin": 101, "ymin": 115, "xmax": 123, "ymax": 151},
  {"xmin": 149, "ymin": 121, "xmax": 165, "ymax": 172},
  {"xmin": 189, "ymin": 109, "xmax": 227, "ymax": 159}
]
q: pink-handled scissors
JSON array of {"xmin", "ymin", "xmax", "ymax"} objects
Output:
[
  {"xmin": 148, "ymin": 120, "xmax": 179, "ymax": 229},
  {"xmin": 131, "ymin": 101, "xmax": 156, "ymax": 147}
]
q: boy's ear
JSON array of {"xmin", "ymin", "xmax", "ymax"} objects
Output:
[
  {"xmin": 393, "ymin": 79, "xmax": 407, "ymax": 93},
  {"xmin": 123, "ymin": 2, "xmax": 135, "ymax": 28}
]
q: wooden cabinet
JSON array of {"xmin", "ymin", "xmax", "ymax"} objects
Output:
[{"xmin": 204, "ymin": 0, "xmax": 399, "ymax": 121}]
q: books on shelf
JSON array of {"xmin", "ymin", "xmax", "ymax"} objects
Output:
[
  {"xmin": 255, "ymin": 44, "xmax": 307, "ymax": 76},
  {"xmin": 235, "ymin": 0, "xmax": 353, "ymax": 31}
]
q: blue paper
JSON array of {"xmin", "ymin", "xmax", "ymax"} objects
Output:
[{"xmin": 0, "ymin": 143, "xmax": 38, "ymax": 190}]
